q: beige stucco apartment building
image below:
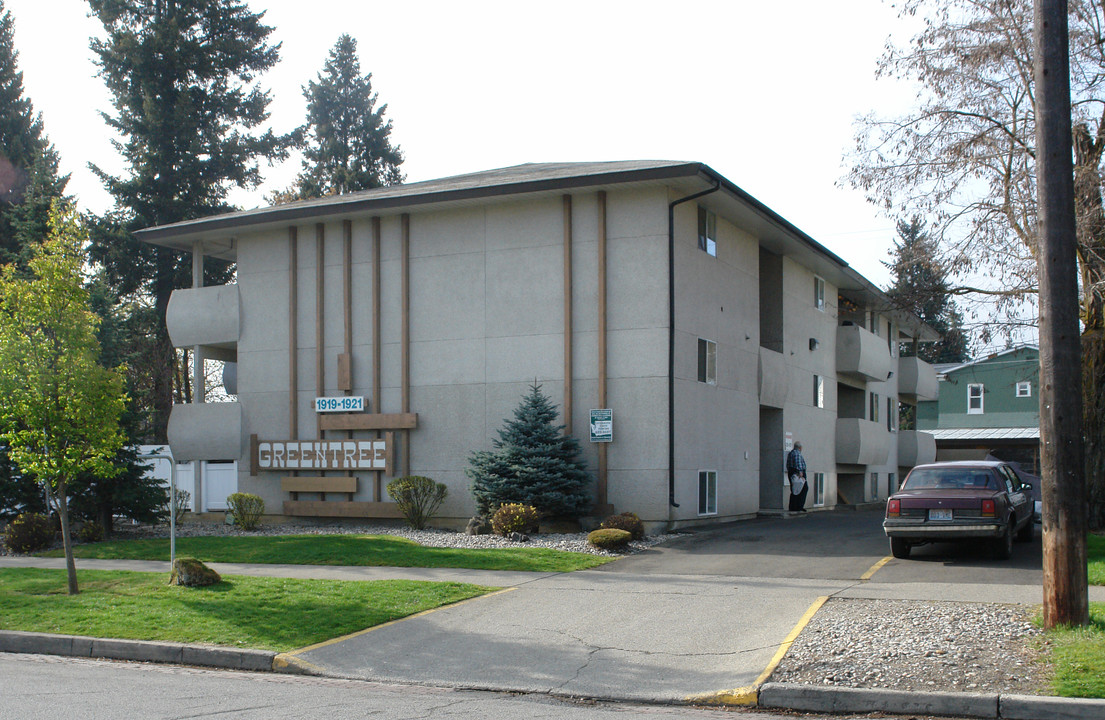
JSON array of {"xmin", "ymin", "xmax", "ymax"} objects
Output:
[{"xmin": 136, "ymin": 161, "xmax": 939, "ymax": 529}]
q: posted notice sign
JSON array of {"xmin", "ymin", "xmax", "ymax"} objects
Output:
[{"xmin": 589, "ymin": 409, "xmax": 613, "ymax": 443}]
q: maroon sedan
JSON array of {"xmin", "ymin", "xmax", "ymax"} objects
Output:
[{"xmin": 883, "ymin": 461, "xmax": 1034, "ymax": 560}]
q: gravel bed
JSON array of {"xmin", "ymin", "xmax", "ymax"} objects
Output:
[{"xmin": 772, "ymin": 597, "xmax": 1047, "ymax": 695}]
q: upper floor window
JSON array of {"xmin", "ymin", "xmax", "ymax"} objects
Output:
[
  {"xmin": 814, "ymin": 375, "xmax": 824, "ymax": 408},
  {"xmin": 814, "ymin": 276, "xmax": 825, "ymax": 311},
  {"xmin": 968, "ymin": 383, "xmax": 984, "ymax": 414},
  {"xmin": 698, "ymin": 338, "xmax": 717, "ymax": 385},
  {"xmin": 697, "ymin": 206, "xmax": 717, "ymax": 256},
  {"xmin": 887, "ymin": 322, "xmax": 895, "ymax": 356},
  {"xmin": 870, "ymin": 392, "xmax": 880, "ymax": 424},
  {"xmin": 887, "ymin": 396, "xmax": 896, "ymax": 432},
  {"xmin": 1016, "ymin": 381, "xmax": 1032, "ymax": 398}
]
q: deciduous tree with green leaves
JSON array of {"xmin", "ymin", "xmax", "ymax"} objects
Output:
[
  {"xmin": 274, "ymin": 33, "xmax": 403, "ymax": 202},
  {"xmin": 0, "ymin": 204, "xmax": 127, "ymax": 594}
]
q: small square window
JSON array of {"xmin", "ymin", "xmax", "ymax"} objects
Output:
[
  {"xmin": 698, "ymin": 338, "xmax": 716, "ymax": 385},
  {"xmin": 968, "ymin": 383, "xmax": 984, "ymax": 414},
  {"xmin": 814, "ymin": 375, "xmax": 824, "ymax": 408},
  {"xmin": 814, "ymin": 277, "xmax": 825, "ymax": 311},
  {"xmin": 813, "ymin": 472, "xmax": 825, "ymax": 507},
  {"xmin": 1016, "ymin": 381, "xmax": 1032, "ymax": 398},
  {"xmin": 697, "ymin": 206, "xmax": 717, "ymax": 257},
  {"xmin": 698, "ymin": 470, "xmax": 717, "ymax": 515}
]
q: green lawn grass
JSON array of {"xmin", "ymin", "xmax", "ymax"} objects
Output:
[
  {"xmin": 0, "ymin": 567, "xmax": 494, "ymax": 652},
  {"xmin": 1087, "ymin": 534, "xmax": 1105, "ymax": 586},
  {"xmin": 41, "ymin": 534, "xmax": 613, "ymax": 572},
  {"xmin": 1045, "ymin": 602, "xmax": 1105, "ymax": 698}
]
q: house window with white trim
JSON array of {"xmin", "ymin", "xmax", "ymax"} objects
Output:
[
  {"xmin": 968, "ymin": 383, "xmax": 984, "ymax": 414},
  {"xmin": 698, "ymin": 338, "xmax": 716, "ymax": 385},
  {"xmin": 697, "ymin": 206, "xmax": 717, "ymax": 256},
  {"xmin": 1016, "ymin": 381, "xmax": 1032, "ymax": 398},
  {"xmin": 813, "ymin": 472, "xmax": 825, "ymax": 507},
  {"xmin": 698, "ymin": 470, "xmax": 717, "ymax": 515},
  {"xmin": 814, "ymin": 276, "xmax": 825, "ymax": 311},
  {"xmin": 814, "ymin": 375, "xmax": 824, "ymax": 408}
]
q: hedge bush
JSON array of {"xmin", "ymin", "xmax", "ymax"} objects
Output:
[
  {"xmin": 78, "ymin": 521, "xmax": 105, "ymax": 544},
  {"xmin": 387, "ymin": 476, "xmax": 448, "ymax": 530},
  {"xmin": 588, "ymin": 528, "xmax": 632, "ymax": 550},
  {"xmin": 491, "ymin": 503, "xmax": 540, "ymax": 537},
  {"xmin": 3, "ymin": 512, "xmax": 55, "ymax": 553},
  {"xmin": 226, "ymin": 493, "xmax": 265, "ymax": 531},
  {"xmin": 600, "ymin": 512, "xmax": 644, "ymax": 540}
]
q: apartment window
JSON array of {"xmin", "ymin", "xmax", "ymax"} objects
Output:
[
  {"xmin": 870, "ymin": 313, "xmax": 880, "ymax": 335},
  {"xmin": 697, "ymin": 206, "xmax": 717, "ymax": 256},
  {"xmin": 698, "ymin": 470, "xmax": 717, "ymax": 515},
  {"xmin": 1016, "ymin": 381, "xmax": 1032, "ymax": 398},
  {"xmin": 968, "ymin": 383, "xmax": 984, "ymax": 414},
  {"xmin": 813, "ymin": 472, "xmax": 825, "ymax": 507},
  {"xmin": 870, "ymin": 392, "xmax": 880, "ymax": 424},
  {"xmin": 814, "ymin": 276, "xmax": 825, "ymax": 311},
  {"xmin": 870, "ymin": 472, "xmax": 879, "ymax": 501},
  {"xmin": 888, "ymin": 472, "xmax": 897, "ymax": 494},
  {"xmin": 698, "ymin": 338, "xmax": 717, "ymax": 385},
  {"xmin": 887, "ymin": 323, "xmax": 895, "ymax": 356},
  {"xmin": 814, "ymin": 375, "xmax": 824, "ymax": 408},
  {"xmin": 887, "ymin": 396, "xmax": 896, "ymax": 432}
]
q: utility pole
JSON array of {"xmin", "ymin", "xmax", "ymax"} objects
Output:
[{"xmin": 1034, "ymin": 0, "xmax": 1089, "ymax": 628}]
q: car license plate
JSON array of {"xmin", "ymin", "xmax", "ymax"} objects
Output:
[{"xmin": 930, "ymin": 509, "xmax": 953, "ymax": 520}]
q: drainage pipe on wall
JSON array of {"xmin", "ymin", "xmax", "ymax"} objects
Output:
[{"xmin": 667, "ymin": 180, "xmax": 720, "ymax": 512}]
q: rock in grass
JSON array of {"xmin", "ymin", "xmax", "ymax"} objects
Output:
[{"xmin": 169, "ymin": 557, "xmax": 221, "ymax": 587}]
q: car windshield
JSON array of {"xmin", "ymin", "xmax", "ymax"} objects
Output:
[{"xmin": 902, "ymin": 468, "xmax": 997, "ymax": 491}]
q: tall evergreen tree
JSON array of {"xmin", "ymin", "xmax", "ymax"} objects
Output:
[
  {"xmin": 884, "ymin": 217, "xmax": 971, "ymax": 365},
  {"xmin": 467, "ymin": 382, "xmax": 592, "ymax": 519},
  {"xmin": 277, "ymin": 34, "xmax": 403, "ymax": 202},
  {"xmin": 0, "ymin": 0, "xmax": 67, "ymax": 272},
  {"xmin": 86, "ymin": 0, "xmax": 288, "ymax": 441}
]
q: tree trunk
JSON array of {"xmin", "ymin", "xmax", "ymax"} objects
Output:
[{"xmin": 54, "ymin": 481, "xmax": 79, "ymax": 596}]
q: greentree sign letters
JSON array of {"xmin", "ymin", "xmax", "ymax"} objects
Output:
[{"xmin": 254, "ymin": 438, "xmax": 389, "ymax": 471}]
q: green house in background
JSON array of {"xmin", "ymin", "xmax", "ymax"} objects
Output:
[{"xmin": 916, "ymin": 345, "xmax": 1040, "ymax": 473}]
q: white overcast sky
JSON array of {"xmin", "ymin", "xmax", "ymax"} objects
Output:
[{"xmin": 4, "ymin": 0, "xmax": 922, "ymax": 288}]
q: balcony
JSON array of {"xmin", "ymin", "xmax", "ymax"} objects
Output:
[
  {"xmin": 167, "ymin": 402, "xmax": 242, "ymax": 462},
  {"xmin": 836, "ymin": 417, "xmax": 892, "ymax": 466},
  {"xmin": 166, "ymin": 284, "xmax": 240, "ymax": 360},
  {"xmin": 758, "ymin": 347, "xmax": 787, "ymax": 408},
  {"xmin": 836, "ymin": 323, "xmax": 892, "ymax": 383},
  {"xmin": 898, "ymin": 430, "xmax": 937, "ymax": 467},
  {"xmin": 897, "ymin": 356, "xmax": 939, "ymax": 402}
]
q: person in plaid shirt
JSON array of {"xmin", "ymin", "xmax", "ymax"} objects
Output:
[{"xmin": 787, "ymin": 441, "xmax": 808, "ymax": 512}]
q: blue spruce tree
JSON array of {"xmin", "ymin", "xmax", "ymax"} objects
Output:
[{"xmin": 468, "ymin": 382, "xmax": 592, "ymax": 518}]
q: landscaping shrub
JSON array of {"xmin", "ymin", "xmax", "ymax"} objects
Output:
[
  {"xmin": 491, "ymin": 503, "xmax": 540, "ymax": 537},
  {"xmin": 387, "ymin": 476, "xmax": 448, "ymax": 530},
  {"xmin": 588, "ymin": 528, "xmax": 632, "ymax": 551},
  {"xmin": 601, "ymin": 512, "xmax": 644, "ymax": 540},
  {"xmin": 170, "ymin": 488, "xmax": 191, "ymax": 519},
  {"xmin": 169, "ymin": 557, "xmax": 222, "ymax": 587},
  {"xmin": 77, "ymin": 521, "xmax": 104, "ymax": 544},
  {"xmin": 3, "ymin": 512, "xmax": 55, "ymax": 553},
  {"xmin": 226, "ymin": 493, "xmax": 264, "ymax": 531}
]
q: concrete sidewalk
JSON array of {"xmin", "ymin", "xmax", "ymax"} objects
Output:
[{"xmin": 4, "ymin": 513, "xmax": 1105, "ymax": 719}]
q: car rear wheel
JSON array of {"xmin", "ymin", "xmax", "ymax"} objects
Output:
[
  {"xmin": 992, "ymin": 521, "xmax": 1014, "ymax": 560},
  {"xmin": 890, "ymin": 537, "xmax": 911, "ymax": 559}
]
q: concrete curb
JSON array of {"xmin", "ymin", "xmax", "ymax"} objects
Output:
[
  {"xmin": 7, "ymin": 631, "xmax": 1105, "ymax": 719},
  {"xmin": 758, "ymin": 682, "xmax": 1105, "ymax": 719},
  {"xmin": 0, "ymin": 630, "xmax": 275, "ymax": 673}
]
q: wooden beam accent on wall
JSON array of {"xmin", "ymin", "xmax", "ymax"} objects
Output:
[
  {"xmin": 597, "ymin": 190, "xmax": 609, "ymax": 510},
  {"xmin": 319, "ymin": 412, "xmax": 419, "ymax": 431},
  {"xmin": 288, "ymin": 227, "xmax": 298, "ymax": 440},
  {"xmin": 315, "ymin": 223, "xmax": 326, "ymax": 409},
  {"xmin": 563, "ymin": 194, "xmax": 573, "ymax": 434},
  {"xmin": 372, "ymin": 216, "xmax": 382, "ymax": 501},
  {"xmin": 401, "ymin": 213, "xmax": 411, "ymax": 477},
  {"xmin": 341, "ymin": 219, "xmax": 353, "ymax": 392}
]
